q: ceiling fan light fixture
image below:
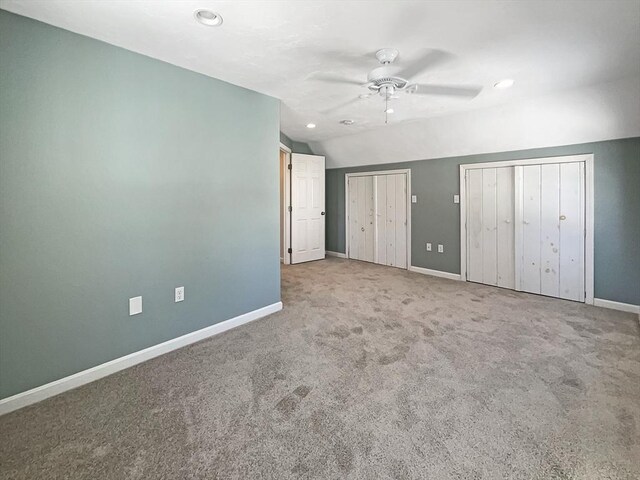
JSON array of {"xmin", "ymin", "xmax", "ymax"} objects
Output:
[
  {"xmin": 194, "ymin": 9, "xmax": 223, "ymax": 26},
  {"xmin": 494, "ymin": 78, "xmax": 514, "ymax": 89},
  {"xmin": 306, "ymin": 123, "xmax": 316, "ymax": 129}
]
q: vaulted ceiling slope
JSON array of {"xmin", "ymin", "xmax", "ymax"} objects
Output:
[{"xmin": 2, "ymin": 0, "xmax": 639, "ymax": 167}]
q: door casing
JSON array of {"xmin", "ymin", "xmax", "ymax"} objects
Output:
[
  {"xmin": 279, "ymin": 142, "xmax": 291, "ymax": 265},
  {"xmin": 345, "ymin": 169, "xmax": 412, "ymax": 269},
  {"xmin": 459, "ymin": 154, "xmax": 594, "ymax": 304}
]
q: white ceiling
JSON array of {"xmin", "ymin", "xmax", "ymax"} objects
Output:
[{"xmin": 2, "ymin": 0, "xmax": 639, "ymax": 145}]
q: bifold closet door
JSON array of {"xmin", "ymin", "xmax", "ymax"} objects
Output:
[
  {"xmin": 466, "ymin": 167, "xmax": 515, "ymax": 288},
  {"xmin": 348, "ymin": 176, "xmax": 374, "ymax": 262},
  {"xmin": 374, "ymin": 174, "xmax": 407, "ymax": 269},
  {"xmin": 518, "ymin": 162, "xmax": 585, "ymax": 301}
]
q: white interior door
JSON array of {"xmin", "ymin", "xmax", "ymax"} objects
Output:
[
  {"xmin": 348, "ymin": 176, "xmax": 374, "ymax": 262},
  {"xmin": 291, "ymin": 154, "xmax": 325, "ymax": 264},
  {"xmin": 466, "ymin": 167, "xmax": 515, "ymax": 288},
  {"xmin": 517, "ymin": 162, "xmax": 585, "ymax": 301}
]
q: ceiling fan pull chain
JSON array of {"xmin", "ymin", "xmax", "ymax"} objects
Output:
[{"xmin": 385, "ymin": 96, "xmax": 388, "ymax": 124}]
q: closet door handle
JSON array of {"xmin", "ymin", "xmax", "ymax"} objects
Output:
[{"xmin": 321, "ymin": 211, "xmax": 325, "ymax": 215}]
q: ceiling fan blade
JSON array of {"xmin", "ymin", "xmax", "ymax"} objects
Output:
[
  {"xmin": 409, "ymin": 84, "xmax": 482, "ymax": 98},
  {"xmin": 396, "ymin": 49, "xmax": 453, "ymax": 81},
  {"xmin": 311, "ymin": 73, "xmax": 364, "ymax": 86},
  {"xmin": 320, "ymin": 97, "xmax": 362, "ymax": 115}
]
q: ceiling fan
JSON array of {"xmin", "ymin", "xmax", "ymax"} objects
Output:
[{"xmin": 316, "ymin": 48, "xmax": 483, "ymax": 123}]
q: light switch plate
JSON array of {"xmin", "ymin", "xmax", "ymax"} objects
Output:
[
  {"xmin": 175, "ymin": 286, "xmax": 184, "ymax": 303},
  {"xmin": 129, "ymin": 296, "xmax": 142, "ymax": 316},
  {"xmin": 426, "ymin": 243, "xmax": 432, "ymax": 251},
  {"xmin": 438, "ymin": 244, "xmax": 444, "ymax": 253},
  {"xmin": 411, "ymin": 195, "xmax": 417, "ymax": 204},
  {"xmin": 453, "ymin": 194, "xmax": 460, "ymax": 204}
]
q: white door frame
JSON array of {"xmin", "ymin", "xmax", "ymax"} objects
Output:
[
  {"xmin": 459, "ymin": 154, "xmax": 594, "ymax": 304},
  {"xmin": 279, "ymin": 142, "xmax": 291, "ymax": 265},
  {"xmin": 345, "ymin": 169, "xmax": 412, "ymax": 269}
]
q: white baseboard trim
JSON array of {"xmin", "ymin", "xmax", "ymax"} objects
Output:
[
  {"xmin": 593, "ymin": 298, "xmax": 640, "ymax": 315},
  {"xmin": 409, "ymin": 265, "xmax": 462, "ymax": 281},
  {"xmin": 0, "ymin": 301, "xmax": 283, "ymax": 416},
  {"xmin": 326, "ymin": 250, "xmax": 347, "ymax": 259}
]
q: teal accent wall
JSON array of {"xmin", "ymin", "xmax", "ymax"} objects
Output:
[
  {"xmin": 0, "ymin": 11, "xmax": 281, "ymax": 399},
  {"xmin": 280, "ymin": 132, "xmax": 293, "ymax": 149},
  {"xmin": 291, "ymin": 141, "xmax": 314, "ymax": 155},
  {"xmin": 279, "ymin": 132, "xmax": 314, "ymax": 155},
  {"xmin": 326, "ymin": 138, "xmax": 640, "ymax": 305}
]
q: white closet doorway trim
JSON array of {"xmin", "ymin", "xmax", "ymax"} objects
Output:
[
  {"xmin": 279, "ymin": 142, "xmax": 292, "ymax": 265},
  {"xmin": 345, "ymin": 169, "xmax": 412, "ymax": 269},
  {"xmin": 459, "ymin": 154, "xmax": 594, "ymax": 304}
]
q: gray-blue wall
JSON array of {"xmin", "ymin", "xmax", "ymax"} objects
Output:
[
  {"xmin": 280, "ymin": 132, "xmax": 293, "ymax": 149},
  {"xmin": 0, "ymin": 11, "xmax": 281, "ymax": 399},
  {"xmin": 279, "ymin": 131, "xmax": 314, "ymax": 155},
  {"xmin": 326, "ymin": 138, "xmax": 640, "ymax": 305}
]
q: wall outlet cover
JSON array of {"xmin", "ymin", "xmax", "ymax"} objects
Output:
[
  {"xmin": 129, "ymin": 296, "xmax": 142, "ymax": 316},
  {"xmin": 426, "ymin": 243, "xmax": 432, "ymax": 251},
  {"xmin": 175, "ymin": 286, "xmax": 185, "ymax": 303},
  {"xmin": 453, "ymin": 194, "xmax": 460, "ymax": 204},
  {"xmin": 411, "ymin": 195, "xmax": 417, "ymax": 203},
  {"xmin": 438, "ymin": 244, "xmax": 444, "ymax": 253}
]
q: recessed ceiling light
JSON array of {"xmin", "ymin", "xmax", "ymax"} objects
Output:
[
  {"xmin": 340, "ymin": 119, "xmax": 355, "ymax": 125},
  {"xmin": 194, "ymin": 9, "xmax": 223, "ymax": 27},
  {"xmin": 385, "ymin": 108, "xmax": 394, "ymax": 114},
  {"xmin": 306, "ymin": 123, "xmax": 316, "ymax": 129},
  {"xmin": 494, "ymin": 79, "xmax": 514, "ymax": 89}
]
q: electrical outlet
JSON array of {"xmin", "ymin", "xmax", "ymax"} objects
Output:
[
  {"xmin": 129, "ymin": 296, "xmax": 142, "ymax": 316},
  {"xmin": 438, "ymin": 244, "xmax": 444, "ymax": 253},
  {"xmin": 426, "ymin": 242, "xmax": 432, "ymax": 251},
  {"xmin": 453, "ymin": 194, "xmax": 460, "ymax": 204},
  {"xmin": 175, "ymin": 286, "xmax": 184, "ymax": 303},
  {"xmin": 411, "ymin": 195, "xmax": 417, "ymax": 203}
]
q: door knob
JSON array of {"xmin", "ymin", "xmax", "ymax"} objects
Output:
[
  {"xmin": 361, "ymin": 227, "xmax": 365, "ymax": 232},
  {"xmin": 321, "ymin": 211, "xmax": 325, "ymax": 215}
]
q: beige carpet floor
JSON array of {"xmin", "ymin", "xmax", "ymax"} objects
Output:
[{"xmin": 1, "ymin": 257, "xmax": 639, "ymax": 479}]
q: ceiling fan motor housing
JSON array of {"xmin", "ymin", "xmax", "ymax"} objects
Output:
[{"xmin": 367, "ymin": 66, "xmax": 410, "ymax": 96}]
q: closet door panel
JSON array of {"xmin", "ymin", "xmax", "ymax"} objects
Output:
[
  {"xmin": 375, "ymin": 175, "xmax": 387, "ymax": 265},
  {"xmin": 385, "ymin": 176, "xmax": 397, "ymax": 267},
  {"xmin": 481, "ymin": 169, "xmax": 498, "ymax": 285},
  {"xmin": 363, "ymin": 176, "xmax": 375, "ymax": 262},
  {"xmin": 357, "ymin": 177, "xmax": 368, "ymax": 260},
  {"xmin": 559, "ymin": 162, "xmax": 584, "ymax": 301},
  {"xmin": 466, "ymin": 169, "xmax": 484, "ymax": 283},
  {"xmin": 540, "ymin": 164, "xmax": 561, "ymax": 297},
  {"xmin": 521, "ymin": 165, "xmax": 542, "ymax": 294},
  {"xmin": 496, "ymin": 167, "xmax": 515, "ymax": 289},
  {"xmin": 394, "ymin": 174, "xmax": 407, "ymax": 269},
  {"xmin": 348, "ymin": 178, "xmax": 359, "ymax": 260}
]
